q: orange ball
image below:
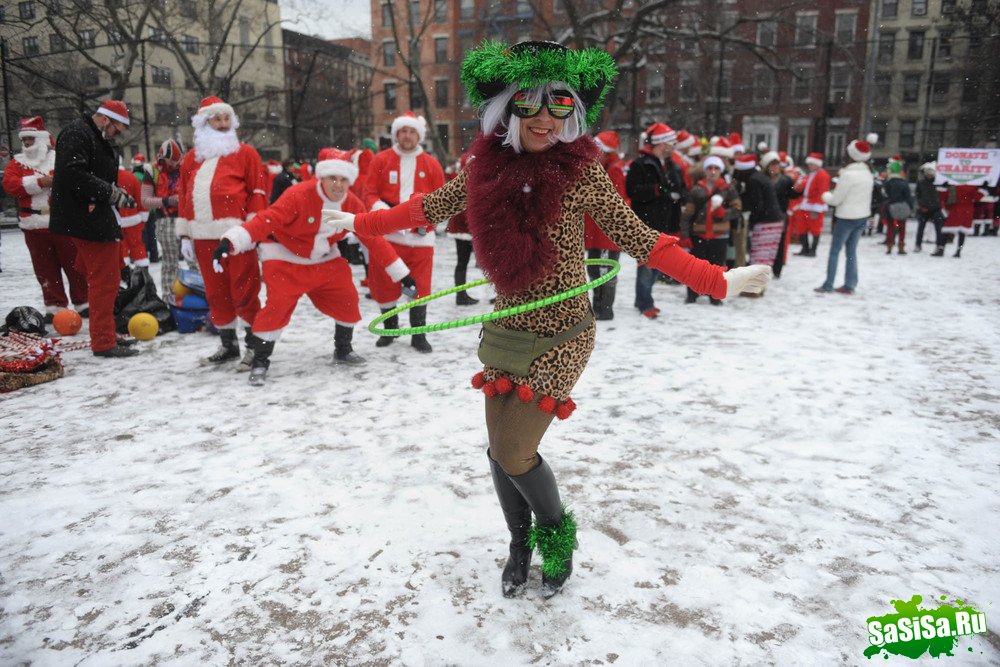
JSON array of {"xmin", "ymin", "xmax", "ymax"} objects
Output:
[
  {"xmin": 128, "ymin": 312, "xmax": 159, "ymax": 341},
  {"xmin": 52, "ymin": 309, "xmax": 83, "ymax": 336},
  {"xmin": 173, "ymin": 279, "xmax": 191, "ymax": 299}
]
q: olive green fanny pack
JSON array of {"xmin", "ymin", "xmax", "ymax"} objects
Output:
[{"xmin": 477, "ymin": 312, "xmax": 594, "ymax": 377}]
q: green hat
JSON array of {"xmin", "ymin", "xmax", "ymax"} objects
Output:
[
  {"xmin": 887, "ymin": 160, "xmax": 903, "ymax": 174},
  {"xmin": 360, "ymin": 138, "xmax": 377, "ymax": 152},
  {"xmin": 460, "ymin": 40, "xmax": 618, "ymax": 126}
]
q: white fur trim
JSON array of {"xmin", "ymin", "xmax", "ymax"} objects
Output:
[
  {"xmin": 18, "ymin": 214, "xmax": 48, "ymax": 230},
  {"xmin": 134, "ymin": 257, "xmax": 150, "ymax": 267},
  {"xmin": 799, "ymin": 201, "xmax": 828, "ymax": 213},
  {"xmin": 187, "ymin": 216, "xmax": 247, "ymax": 240},
  {"xmin": 333, "ymin": 320, "xmax": 359, "ymax": 328},
  {"xmin": 97, "ymin": 108, "xmax": 129, "ymax": 125},
  {"xmin": 191, "ymin": 156, "xmax": 219, "ymax": 224},
  {"xmin": 22, "ymin": 174, "xmax": 44, "ymax": 196},
  {"xmin": 223, "ymin": 225, "xmax": 255, "ymax": 254},
  {"xmin": 391, "ymin": 114, "xmax": 427, "ymax": 143},
  {"xmin": 252, "ymin": 327, "xmax": 284, "ymax": 341},
  {"xmin": 846, "ymin": 141, "xmax": 870, "ymax": 163},
  {"xmin": 314, "ymin": 159, "xmax": 359, "ymax": 184},
  {"xmin": 805, "ymin": 155, "xmax": 823, "ymax": 167},
  {"xmin": 118, "ymin": 213, "xmax": 143, "ymax": 228},
  {"xmin": 866, "ymin": 132, "xmax": 879, "ymax": 144},
  {"xmin": 702, "ymin": 156, "xmax": 725, "ymax": 171},
  {"xmin": 447, "ymin": 232, "xmax": 473, "ymax": 241},
  {"xmin": 371, "ymin": 200, "xmax": 391, "ymax": 212},
  {"xmin": 258, "ymin": 240, "xmax": 341, "ymax": 265},
  {"xmin": 760, "ymin": 151, "xmax": 781, "ymax": 168},
  {"xmin": 676, "ymin": 136, "xmax": 696, "ymax": 150},
  {"xmin": 376, "ymin": 300, "xmax": 399, "ymax": 309},
  {"xmin": 385, "ymin": 257, "xmax": 410, "ymax": 282},
  {"xmin": 310, "ymin": 233, "xmax": 333, "ymax": 261},
  {"xmin": 197, "ymin": 102, "xmax": 235, "ymax": 119},
  {"xmin": 175, "ymin": 218, "xmax": 191, "ymax": 237},
  {"xmin": 594, "ymin": 137, "xmax": 614, "ymax": 153},
  {"xmin": 709, "ymin": 146, "xmax": 734, "ymax": 159},
  {"xmin": 821, "ymin": 191, "xmax": 833, "ymax": 205}
]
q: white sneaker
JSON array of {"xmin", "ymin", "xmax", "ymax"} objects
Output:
[{"xmin": 236, "ymin": 347, "xmax": 254, "ymax": 372}]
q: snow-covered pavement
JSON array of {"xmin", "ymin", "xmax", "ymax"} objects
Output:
[{"xmin": 1, "ymin": 226, "xmax": 998, "ymax": 665}]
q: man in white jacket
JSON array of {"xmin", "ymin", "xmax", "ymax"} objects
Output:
[{"xmin": 814, "ymin": 140, "xmax": 874, "ymax": 295}]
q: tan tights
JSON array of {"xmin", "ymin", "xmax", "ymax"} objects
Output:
[{"xmin": 485, "ymin": 393, "xmax": 556, "ymax": 476}]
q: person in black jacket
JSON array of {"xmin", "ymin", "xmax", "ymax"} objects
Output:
[
  {"xmin": 269, "ymin": 159, "xmax": 298, "ymax": 204},
  {"xmin": 914, "ymin": 162, "xmax": 944, "ymax": 252},
  {"xmin": 731, "ymin": 155, "xmax": 784, "ymax": 294},
  {"xmin": 624, "ymin": 122, "xmax": 687, "ymax": 318},
  {"xmin": 49, "ymin": 100, "xmax": 139, "ymax": 358},
  {"xmin": 761, "ymin": 151, "xmax": 803, "ymax": 278}
]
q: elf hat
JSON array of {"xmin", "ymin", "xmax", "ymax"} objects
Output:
[
  {"xmin": 315, "ymin": 147, "xmax": 359, "ymax": 184},
  {"xmin": 460, "ymin": 40, "xmax": 618, "ymax": 126}
]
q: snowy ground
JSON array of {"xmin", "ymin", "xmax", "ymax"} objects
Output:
[{"xmin": 1, "ymin": 224, "xmax": 998, "ymax": 666}]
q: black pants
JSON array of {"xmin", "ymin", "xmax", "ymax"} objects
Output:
[{"xmin": 687, "ymin": 236, "xmax": 728, "ymax": 301}]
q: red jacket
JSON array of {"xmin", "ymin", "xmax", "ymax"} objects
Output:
[
  {"xmin": 943, "ymin": 185, "xmax": 984, "ymax": 230},
  {"xmin": 362, "ymin": 146, "xmax": 444, "ymax": 247},
  {"xmin": 799, "ymin": 168, "xmax": 831, "ymax": 214},
  {"xmin": 155, "ymin": 168, "xmax": 181, "ymax": 216},
  {"xmin": 176, "ymin": 143, "xmax": 268, "ymax": 239},
  {"xmin": 117, "ymin": 168, "xmax": 144, "ymax": 228},
  {"xmin": 584, "ymin": 155, "xmax": 628, "ymax": 251},
  {"xmin": 2, "ymin": 149, "xmax": 55, "ymax": 230}
]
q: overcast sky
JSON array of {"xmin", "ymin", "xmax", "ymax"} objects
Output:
[{"xmin": 279, "ymin": 0, "xmax": 372, "ymax": 40}]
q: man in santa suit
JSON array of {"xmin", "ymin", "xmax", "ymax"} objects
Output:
[
  {"xmin": 150, "ymin": 139, "xmax": 184, "ymax": 299},
  {"xmin": 2, "ymin": 116, "xmax": 88, "ymax": 321},
  {"xmin": 117, "ymin": 165, "xmax": 147, "ymax": 276},
  {"xmin": 794, "ymin": 152, "xmax": 831, "ymax": 256},
  {"xmin": 361, "ymin": 110, "xmax": 445, "ymax": 353},
  {"xmin": 176, "ymin": 95, "xmax": 267, "ymax": 366},
  {"xmin": 212, "ymin": 148, "xmax": 413, "ymax": 385},
  {"xmin": 585, "ymin": 130, "xmax": 626, "ymax": 320}
]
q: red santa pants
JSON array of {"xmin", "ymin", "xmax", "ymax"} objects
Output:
[
  {"xmin": 194, "ymin": 239, "xmax": 261, "ymax": 329},
  {"xmin": 119, "ymin": 224, "xmax": 148, "ymax": 266},
  {"xmin": 796, "ymin": 210, "xmax": 824, "ymax": 237},
  {"xmin": 71, "ymin": 238, "xmax": 120, "ymax": 353},
  {"xmin": 252, "ymin": 258, "xmax": 361, "ymax": 338},
  {"xmin": 368, "ymin": 243, "xmax": 433, "ymax": 306},
  {"xmin": 23, "ymin": 228, "xmax": 88, "ymax": 310}
]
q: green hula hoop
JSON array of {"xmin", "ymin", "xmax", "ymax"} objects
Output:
[{"xmin": 367, "ymin": 258, "xmax": 621, "ymax": 337}]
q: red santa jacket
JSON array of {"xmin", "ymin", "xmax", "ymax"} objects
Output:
[
  {"xmin": 362, "ymin": 146, "xmax": 445, "ymax": 247},
  {"xmin": 584, "ymin": 155, "xmax": 628, "ymax": 251},
  {"xmin": 3, "ymin": 148, "xmax": 56, "ymax": 230},
  {"xmin": 349, "ymin": 148, "xmax": 375, "ymax": 199},
  {"xmin": 943, "ymin": 185, "xmax": 984, "ymax": 230},
  {"xmin": 155, "ymin": 169, "xmax": 181, "ymax": 217},
  {"xmin": 176, "ymin": 143, "xmax": 268, "ymax": 240},
  {"xmin": 117, "ymin": 168, "xmax": 143, "ymax": 229},
  {"xmin": 229, "ymin": 180, "xmax": 403, "ymax": 273},
  {"xmin": 799, "ymin": 168, "xmax": 831, "ymax": 214}
]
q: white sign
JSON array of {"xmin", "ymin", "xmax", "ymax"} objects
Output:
[{"xmin": 935, "ymin": 147, "xmax": 1000, "ymax": 187}]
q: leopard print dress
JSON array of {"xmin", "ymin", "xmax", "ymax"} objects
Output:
[{"xmin": 421, "ymin": 161, "xmax": 662, "ymax": 417}]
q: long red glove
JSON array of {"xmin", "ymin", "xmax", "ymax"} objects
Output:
[
  {"xmin": 353, "ymin": 194, "xmax": 429, "ymax": 237},
  {"xmin": 647, "ymin": 234, "xmax": 728, "ymax": 300}
]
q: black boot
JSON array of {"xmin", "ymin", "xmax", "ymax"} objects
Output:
[
  {"xmin": 202, "ymin": 328, "xmax": 240, "ymax": 365},
  {"xmin": 594, "ymin": 281, "xmax": 616, "ymax": 320},
  {"xmin": 375, "ymin": 308, "xmax": 397, "ymax": 347},
  {"xmin": 954, "ymin": 246, "xmax": 962, "ymax": 258},
  {"xmin": 591, "ymin": 282, "xmax": 605, "ymax": 316},
  {"xmin": 488, "ymin": 453, "xmax": 532, "ymax": 598},
  {"xmin": 409, "ymin": 305, "xmax": 432, "ymax": 353},
  {"xmin": 809, "ymin": 236, "xmax": 820, "ymax": 257},
  {"xmin": 333, "ymin": 324, "xmax": 366, "ymax": 365},
  {"xmin": 931, "ymin": 246, "xmax": 945, "ymax": 257},
  {"xmin": 246, "ymin": 333, "xmax": 274, "ymax": 386},
  {"xmin": 455, "ymin": 265, "xmax": 479, "ymax": 305},
  {"xmin": 794, "ymin": 235, "xmax": 810, "ymax": 255},
  {"xmin": 507, "ymin": 455, "xmax": 576, "ymax": 599}
]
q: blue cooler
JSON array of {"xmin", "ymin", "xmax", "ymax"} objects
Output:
[{"xmin": 170, "ymin": 294, "xmax": 211, "ymax": 333}]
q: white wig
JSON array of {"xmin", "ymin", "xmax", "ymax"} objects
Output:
[{"xmin": 480, "ymin": 82, "xmax": 588, "ymax": 154}]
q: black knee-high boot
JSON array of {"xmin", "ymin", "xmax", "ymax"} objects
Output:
[
  {"xmin": 507, "ymin": 455, "xmax": 576, "ymax": 598},
  {"xmin": 334, "ymin": 324, "xmax": 366, "ymax": 364},
  {"xmin": 455, "ymin": 265, "xmax": 479, "ymax": 305},
  {"xmin": 409, "ymin": 305, "xmax": 432, "ymax": 353},
  {"xmin": 375, "ymin": 307, "xmax": 397, "ymax": 347},
  {"xmin": 488, "ymin": 452, "xmax": 532, "ymax": 598},
  {"xmin": 246, "ymin": 333, "xmax": 274, "ymax": 386}
]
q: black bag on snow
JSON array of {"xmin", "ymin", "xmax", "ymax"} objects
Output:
[{"xmin": 114, "ymin": 269, "xmax": 176, "ymax": 335}]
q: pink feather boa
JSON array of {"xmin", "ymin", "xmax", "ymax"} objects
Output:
[{"xmin": 465, "ymin": 132, "xmax": 600, "ymax": 294}]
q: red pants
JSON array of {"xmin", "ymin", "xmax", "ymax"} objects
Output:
[
  {"xmin": 253, "ymin": 259, "xmax": 360, "ymax": 339},
  {"xmin": 368, "ymin": 243, "xmax": 433, "ymax": 306},
  {"xmin": 119, "ymin": 224, "xmax": 148, "ymax": 266},
  {"xmin": 886, "ymin": 218, "xmax": 907, "ymax": 248},
  {"xmin": 71, "ymin": 238, "xmax": 120, "ymax": 352},
  {"xmin": 794, "ymin": 210, "xmax": 824, "ymax": 237},
  {"xmin": 23, "ymin": 228, "xmax": 88, "ymax": 311},
  {"xmin": 194, "ymin": 239, "xmax": 260, "ymax": 329}
]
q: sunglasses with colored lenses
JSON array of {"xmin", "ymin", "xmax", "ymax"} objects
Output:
[{"xmin": 510, "ymin": 90, "xmax": 576, "ymax": 119}]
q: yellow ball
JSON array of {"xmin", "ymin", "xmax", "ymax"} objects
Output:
[
  {"xmin": 128, "ymin": 312, "xmax": 159, "ymax": 341},
  {"xmin": 173, "ymin": 279, "xmax": 191, "ymax": 299}
]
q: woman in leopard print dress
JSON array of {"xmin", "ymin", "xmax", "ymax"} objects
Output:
[{"xmin": 326, "ymin": 40, "xmax": 770, "ymax": 599}]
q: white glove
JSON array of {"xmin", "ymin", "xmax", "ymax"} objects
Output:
[
  {"xmin": 710, "ymin": 194, "xmax": 724, "ymax": 208},
  {"xmin": 180, "ymin": 238, "xmax": 196, "ymax": 263},
  {"xmin": 723, "ymin": 265, "xmax": 772, "ymax": 298},
  {"xmin": 321, "ymin": 209, "xmax": 356, "ymax": 232}
]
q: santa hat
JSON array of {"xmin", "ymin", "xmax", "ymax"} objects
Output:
[
  {"xmin": 131, "ymin": 154, "xmax": 146, "ymax": 165},
  {"xmin": 728, "ymin": 132, "xmax": 745, "ymax": 153},
  {"xmin": 391, "ymin": 111, "xmax": 427, "ymax": 143},
  {"xmin": 675, "ymin": 130, "xmax": 696, "ymax": 150},
  {"xmin": 156, "ymin": 139, "xmax": 183, "ymax": 166},
  {"xmin": 702, "ymin": 155, "xmax": 725, "ymax": 171},
  {"xmin": 687, "ymin": 136, "xmax": 703, "ymax": 157},
  {"xmin": 266, "ymin": 158, "xmax": 282, "ymax": 175},
  {"xmin": 778, "ymin": 151, "xmax": 793, "ymax": 168},
  {"xmin": 594, "ymin": 130, "xmax": 620, "ymax": 153},
  {"xmin": 733, "ymin": 154, "xmax": 757, "ymax": 171},
  {"xmin": 921, "ymin": 161, "xmax": 937, "ymax": 174},
  {"xmin": 643, "ymin": 122, "xmax": 677, "ymax": 145},
  {"xmin": 314, "ymin": 147, "xmax": 359, "ymax": 184},
  {"xmin": 196, "ymin": 96, "xmax": 235, "ymax": 119},
  {"xmin": 709, "ymin": 136, "xmax": 734, "ymax": 159},
  {"xmin": 866, "ymin": 132, "xmax": 879, "ymax": 145},
  {"xmin": 846, "ymin": 139, "xmax": 871, "ymax": 162},
  {"xmin": 760, "ymin": 151, "xmax": 781, "ymax": 169},
  {"xmin": 17, "ymin": 116, "xmax": 48, "ymax": 140},
  {"xmin": 96, "ymin": 100, "xmax": 130, "ymax": 126},
  {"xmin": 805, "ymin": 152, "xmax": 824, "ymax": 167}
]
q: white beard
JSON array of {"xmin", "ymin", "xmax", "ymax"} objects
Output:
[
  {"xmin": 18, "ymin": 143, "xmax": 49, "ymax": 169},
  {"xmin": 194, "ymin": 125, "xmax": 240, "ymax": 161}
]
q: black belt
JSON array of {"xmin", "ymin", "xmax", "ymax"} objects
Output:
[{"xmin": 20, "ymin": 207, "xmax": 46, "ymax": 215}]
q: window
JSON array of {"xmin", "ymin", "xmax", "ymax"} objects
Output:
[
  {"xmin": 239, "ymin": 17, "xmax": 250, "ymax": 49},
  {"xmin": 825, "ymin": 132, "xmax": 846, "ymax": 162},
  {"xmin": 382, "ymin": 2, "xmax": 393, "ymax": 26},
  {"xmin": 903, "ymin": 74, "xmax": 921, "ymax": 102},
  {"xmin": 789, "ymin": 128, "xmax": 808, "ymax": 164},
  {"xmin": 434, "ymin": 0, "xmax": 446, "ymax": 22},
  {"xmin": 516, "ymin": 0, "xmax": 532, "ymax": 15},
  {"xmin": 434, "ymin": 37, "xmax": 447, "ymax": 63},
  {"xmin": 436, "ymin": 123, "xmax": 449, "ymax": 152},
  {"xmin": 907, "ymin": 31, "xmax": 924, "ymax": 60},
  {"xmin": 149, "ymin": 28, "xmax": 167, "ymax": 43},
  {"xmin": 384, "ymin": 82, "xmax": 397, "ymax": 111},
  {"xmin": 941, "ymin": 0, "xmax": 956, "ymax": 13},
  {"xmin": 107, "ymin": 29, "xmax": 124, "ymax": 46},
  {"xmin": 883, "ymin": 0, "xmax": 898, "ymax": 18},
  {"xmin": 926, "ymin": 119, "xmax": 945, "ymax": 147},
  {"xmin": 932, "ymin": 74, "xmax": 949, "ymax": 103},
  {"xmin": 18, "ymin": 1, "xmax": 36, "ymax": 20},
  {"xmin": 459, "ymin": 33, "xmax": 474, "ymax": 58},
  {"xmin": 383, "ymin": 40, "xmax": 396, "ymax": 67},
  {"xmin": 460, "ymin": 0, "xmax": 474, "ymax": 19},
  {"xmin": 486, "ymin": 0, "xmax": 501, "ymax": 15},
  {"xmin": 937, "ymin": 32, "xmax": 952, "ymax": 59},
  {"xmin": 712, "ymin": 63, "xmax": 733, "ymax": 101},
  {"xmin": 792, "ymin": 65, "xmax": 814, "ymax": 101},
  {"xmin": 835, "ymin": 13, "xmax": 856, "ymax": 46},
  {"xmin": 878, "ymin": 32, "xmax": 895, "ymax": 63},
  {"xmin": 962, "ymin": 76, "xmax": 978, "ymax": 102},
  {"xmin": 155, "ymin": 103, "xmax": 177, "ymax": 123},
  {"xmin": 22, "ymin": 36, "xmax": 39, "ymax": 56},
  {"xmin": 874, "ymin": 73, "xmax": 892, "ymax": 106},
  {"xmin": 410, "ymin": 0, "xmax": 420, "ymax": 28},
  {"xmin": 794, "ymin": 13, "xmax": 817, "ymax": 47},
  {"xmin": 870, "ymin": 120, "xmax": 888, "ymax": 145},
  {"xmin": 753, "ymin": 67, "xmax": 774, "ymax": 104},
  {"xmin": 81, "ymin": 67, "xmax": 99, "ymax": 87},
  {"xmin": 647, "ymin": 73, "xmax": 663, "ymax": 104},
  {"xmin": 179, "ymin": 0, "xmax": 197, "ymax": 18},
  {"xmin": 409, "ymin": 80, "xmax": 424, "ymax": 109},
  {"xmin": 182, "ymin": 34, "xmax": 198, "ymax": 54},
  {"xmin": 757, "ymin": 21, "xmax": 776, "ymax": 48},
  {"xmin": 899, "ymin": 120, "xmax": 915, "ymax": 148},
  {"xmin": 78, "ymin": 29, "xmax": 96, "ymax": 48},
  {"xmin": 678, "ymin": 65, "xmax": 696, "ymax": 102},
  {"xmin": 49, "ymin": 33, "xmax": 65, "ymax": 52},
  {"xmin": 435, "ymin": 79, "xmax": 448, "ymax": 108},
  {"xmin": 151, "ymin": 65, "xmax": 172, "ymax": 86},
  {"xmin": 830, "ymin": 63, "xmax": 851, "ymax": 102},
  {"xmin": 911, "ymin": 0, "xmax": 927, "ymax": 16},
  {"xmin": 969, "ymin": 27, "xmax": 983, "ymax": 50}
]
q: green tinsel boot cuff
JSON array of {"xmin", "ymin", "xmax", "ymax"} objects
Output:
[{"xmin": 528, "ymin": 510, "xmax": 577, "ymax": 578}]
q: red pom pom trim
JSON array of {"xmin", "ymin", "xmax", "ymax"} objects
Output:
[
  {"xmin": 538, "ymin": 396, "xmax": 556, "ymax": 414},
  {"xmin": 483, "ymin": 381, "xmax": 498, "ymax": 398},
  {"xmin": 516, "ymin": 384, "xmax": 534, "ymax": 403},
  {"xmin": 555, "ymin": 403, "xmax": 572, "ymax": 420},
  {"xmin": 495, "ymin": 376, "xmax": 514, "ymax": 394},
  {"xmin": 471, "ymin": 372, "xmax": 486, "ymax": 389}
]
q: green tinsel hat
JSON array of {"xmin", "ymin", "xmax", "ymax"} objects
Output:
[{"xmin": 460, "ymin": 40, "xmax": 618, "ymax": 127}]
